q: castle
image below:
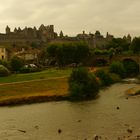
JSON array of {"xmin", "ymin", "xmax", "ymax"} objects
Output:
[
  {"xmin": 0, "ymin": 24, "xmax": 57, "ymax": 43},
  {"xmin": 0, "ymin": 24, "xmax": 132, "ymax": 61},
  {"xmin": 0, "ymin": 24, "xmax": 132, "ymax": 48}
]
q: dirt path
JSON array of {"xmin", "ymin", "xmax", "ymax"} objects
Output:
[{"xmin": 0, "ymin": 76, "xmax": 68, "ymax": 86}]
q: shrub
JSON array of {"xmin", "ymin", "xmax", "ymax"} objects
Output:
[
  {"xmin": 69, "ymin": 67, "xmax": 99, "ymax": 100},
  {"xmin": 0, "ymin": 60, "xmax": 10, "ymax": 69},
  {"xmin": 95, "ymin": 70, "xmax": 113, "ymax": 86},
  {"xmin": 109, "ymin": 61, "xmax": 126, "ymax": 78},
  {"xmin": 20, "ymin": 65, "xmax": 41, "ymax": 73},
  {"xmin": 110, "ymin": 73, "xmax": 121, "ymax": 82},
  {"xmin": 10, "ymin": 56, "xmax": 24, "ymax": 72},
  {"xmin": 123, "ymin": 60, "xmax": 139, "ymax": 77},
  {"xmin": 0, "ymin": 65, "xmax": 10, "ymax": 76},
  {"xmin": 20, "ymin": 67, "xmax": 31, "ymax": 73}
]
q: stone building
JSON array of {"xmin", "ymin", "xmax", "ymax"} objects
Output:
[
  {"xmin": 0, "ymin": 24, "xmax": 132, "ymax": 50},
  {"xmin": 76, "ymin": 30, "xmax": 114, "ymax": 48},
  {"xmin": 0, "ymin": 24, "xmax": 58, "ymax": 44},
  {"xmin": 0, "ymin": 46, "xmax": 8, "ymax": 60}
]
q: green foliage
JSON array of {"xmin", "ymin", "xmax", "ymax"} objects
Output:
[
  {"xmin": 91, "ymin": 48, "xmax": 110, "ymax": 55},
  {"xmin": 106, "ymin": 38, "xmax": 130, "ymax": 52},
  {"xmin": 130, "ymin": 37, "xmax": 140, "ymax": 54},
  {"xmin": 95, "ymin": 70, "xmax": 113, "ymax": 86},
  {"xmin": 10, "ymin": 56, "xmax": 25, "ymax": 72},
  {"xmin": 123, "ymin": 59, "xmax": 139, "ymax": 77},
  {"xmin": 109, "ymin": 61, "xmax": 126, "ymax": 78},
  {"xmin": 0, "ymin": 60, "xmax": 10, "ymax": 69},
  {"xmin": 20, "ymin": 67, "xmax": 41, "ymax": 73},
  {"xmin": 74, "ymin": 42, "xmax": 89, "ymax": 64},
  {"xmin": 38, "ymin": 48, "xmax": 48, "ymax": 65},
  {"xmin": 47, "ymin": 42, "xmax": 89, "ymax": 66},
  {"xmin": 109, "ymin": 73, "xmax": 121, "ymax": 82},
  {"xmin": 0, "ymin": 65, "xmax": 10, "ymax": 77},
  {"xmin": 47, "ymin": 43, "xmax": 59, "ymax": 58},
  {"xmin": 69, "ymin": 67, "xmax": 99, "ymax": 100}
]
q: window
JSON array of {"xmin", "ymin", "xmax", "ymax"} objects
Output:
[{"xmin": 2, "ymin": 55, "xmax": 4, "ymax": 60}]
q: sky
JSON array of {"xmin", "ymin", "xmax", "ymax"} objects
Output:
[{"xmin": 0, "ymin": 0, "xmax": 140, "ymax": 37}]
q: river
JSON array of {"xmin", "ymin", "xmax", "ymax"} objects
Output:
[{"xmin": 0, "ymin": 83, "xmax": 140, "ymax": 140}]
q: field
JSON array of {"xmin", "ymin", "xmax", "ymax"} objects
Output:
[
  {"xmin": 0, "ymin": 68, "xmax": 71, "ymax": 84},
  {"xmin": 0, "ymin": 68, "xmax": 72, "ymax": 106}
]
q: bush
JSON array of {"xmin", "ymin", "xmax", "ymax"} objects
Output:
[
  {"xmin": 0, "ymin": 60, "xmax": 10, "ymax": 69},
  {"xmin": 95, "ymin": 70, "xmax": 113, "ymax": 86},
  {"xmin": 10, "ymin": 56, "xmax": 24, "ymax": 72},
  {"xmin": 0, "ymin": 65, "xmax": 10, "ymax": 77},
  {"xmin": 123, "ymin": 60, "xmax": 139, "ymax": 77},
  {"xmin": 109, "ymin": 61, "xmax": 126, "ymax": 78},
  {"xmin": 69, "ymin": 67, "xmax": 99, "ymax": 100},
  {"xmin": 110, "ymin": 73, "xmax": 121, "ymax": 82},
  {"xmin": 20, "ymin": 65, "xmax": 41, "ymax": 73}
]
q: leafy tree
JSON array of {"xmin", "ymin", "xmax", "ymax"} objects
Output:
[
  {"xmin": 69, "ymin": 67, "xmax": 99, "ymax": 100},
  {"xmin": 109, "ymin": 61, "xmax": 126, "ymax": 78},
  {"xmin": 38, "ymin": 48, "xmax": 48, "ymax": 65},
  {"xmin": 46, "ymin": 42, "xmax": 89, "ymax": 66},
  {"xmin": 74, "ymin": 42, "xmax": 89, "ymax": 64},
  {"xmin": 10, "ymin": 56, "xmax": 24, "ymax": 72},
  {"xmin": 130, "ymin": 37, "xmax": 140, "ymax": 54},
  {"xmin": 95, "ymin": 70, "xmax": 113, "ymax": 86},
  {"xmin": 123, "ymin": 59, "xmax": 139, "ymax": 77},
  {"xmin": 106, "ymin": 38, "xmax": 130, "ymax": 52}
]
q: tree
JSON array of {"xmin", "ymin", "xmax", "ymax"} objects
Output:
[
  {"xmin": 95, "ymin": 70, "xmax": 113, "ymax": 86},
  {"xmin": 109, "ymin": 61, "xmax": 126, "ymax": 78},
  {"xmin": 131, "ymin": 37, "xmax": 140, "ymax": 53},
  {"xmin": 106, "ymin": 38, "xmax": 130, "ymax": 53},
  {"xmin": 123, "ymin": 59, "xmax": 139, "ymax": 77},
  {"xmin": 74, "ymin": 42, "xmax": 89, "ymax": 64},
  {"xmin": 46, "ymin": 42, "xmax": 89, "ymax": 66},
  {"xmin": 69, "ymin": 67, "xmax": 99, "ymax": 100},
  {"xmin": 10, "ymin": 56, "xmax": 24, "ymax": 72},
  {"xmin": 38, "ymin": 48, "xmax": 48, "ymax": 65}
]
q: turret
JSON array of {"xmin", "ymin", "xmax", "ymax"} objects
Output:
[
  {"xmin": 18, "ymin": 27, "xmax": 21, "ymax": 32},
  {"xmin": 127, "ymin": 34, "xmax": 131, "ymax": 43},
  {"xmin": 14, "ymin": 28, "xmax": 18, "ymax": 33},
  {"xmin": 59, "ymin": 30, "xmax": 64, "ymax": 38},
  {"xmin": 6, "ymin": 25, "xmax": 10, "ymax": 34},
  {"xmin": 33, "ymin": 26, "xmax": 37, "ymax": 38}
]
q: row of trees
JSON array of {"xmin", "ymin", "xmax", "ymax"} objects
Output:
[
  {"xmin": 39, "ymin": 42, "xmax": 89, "ymax": 66},
  {"xmin": 105, "ymin": 37, "xmax": 140, "ymax": 54}
]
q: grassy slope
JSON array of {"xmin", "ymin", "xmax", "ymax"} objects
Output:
[
  {"xmin": 0, "ymin": 68, "xmax": 71, "ymax": 84},
  {"xmin": 0, "ymin": 68, "xmax": 71, "ymax": 106}
]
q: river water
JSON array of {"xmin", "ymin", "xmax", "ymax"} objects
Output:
[{"xmin": 0, "ymin": 83, "xmax": 140, "ymax": 140}]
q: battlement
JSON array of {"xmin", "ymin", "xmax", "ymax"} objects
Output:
[{"xmin": 3, "ymin": 24, "xmax": 58, "ymax": 43}]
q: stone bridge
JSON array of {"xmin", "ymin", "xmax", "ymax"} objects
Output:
[{"xmin": 89, "ymin": 54, "xmax": 140, "ymax": 66}]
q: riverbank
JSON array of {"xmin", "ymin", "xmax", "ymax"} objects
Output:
[
  {"xmin": 0, "ymin": 83, "xmax": 140, "ymax": 140},
  {"xmin": 0, "ymin": 76, "xmax": 70, "ymax": 106},
  {"xmin": 0, "ymin": 67, "xmax": 139, "ymax": 106}
]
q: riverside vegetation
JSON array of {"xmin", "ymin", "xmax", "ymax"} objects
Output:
[
  {"xmin": 0, "ymin": 60, "xmax": 138, "ymax": 106},
  {"xmin": 0, "ymin": 41, "xmax": 140, "ymax": 105}
]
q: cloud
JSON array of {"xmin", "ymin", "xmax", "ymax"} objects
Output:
[{"xmin": 0, "ymin": 0, "xmax": 140, "ymax": 37}]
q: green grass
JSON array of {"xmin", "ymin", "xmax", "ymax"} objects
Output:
[
  {"xmin": 0, "ymin": 68, "xmax": 71, "ymax": 106},
  {"xmin": 0, "ymin": 77, "xmax": 69, "ymax": 106},
  {"xmin": 0, "ymin": 68, "xmax": 72, "ymax": 84}
]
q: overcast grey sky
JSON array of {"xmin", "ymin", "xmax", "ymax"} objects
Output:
[{"xmin": 0, "ymin": 0, "xmax": 140, "ymax": 37}]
